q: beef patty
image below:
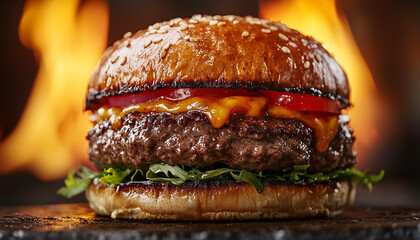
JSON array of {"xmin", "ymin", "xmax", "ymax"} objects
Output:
[{"xmin": 88, "ymin": 112, "xmax": 356, "ymax": 173}]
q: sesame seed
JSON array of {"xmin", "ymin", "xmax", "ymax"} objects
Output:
[
  {"xmin": 288, "ymin": 41, "xmax": 297, "ymax": 48},
  {"xmin": 157, "ymin": 29, "xmax": 167, "ymax": 34},
  {"xmin": 226, "ymin": 16, "xmax": 235, "ymax": 21},
  {"xmin": 163, "ymin": 42, "xmax": 171, "ymax": 50},
  {"xmin": 262, "ymin": 28, "xmax": 271, "ymax": 33},
  {"xmin": 149, "ymin": 29, "xmax": 157, "ymax": 34},
  {"xmin": 261, "ymin": 19, "xmax": 269, "ymax": 25},
  {"xmin": 262, "ymin": 22, "xmax": 270, "ymax": 28},
  {"xmin": 192, "ymin": 14, "xmax": 202, "ymax": 19},
  {"xmin": 190, "ymin": 37, "xmax": 199, "ymax": 42},
  {"xmin": 269, "ymin": 26, "xmax": 278, "ymax": 31},
  {"xmin": 153, "ymin": 38, "xmax": 162, "ymax": 43},
  {"xmin": 304, "ymin": 61, "xmax": 311, "ymax": 68},
  {"xmin": 209, "ymin": 20, "xmax": 218, "ymax": 26},
  {"xmin": 233, "ymin": 20, "xmax": 239, "ymax": 25},
  {"xmin": 247, "ymin": 19, "xmax": 257, "ymax": 25},
  {"xmin": 125, "ymin": 40, "xmax": 131, "ymax": 47},
  {"xmin": 278, "ymin": 33, "xmax": 288, "ymax": 41},
  {"xmin": 106, "ymin": 77, "xmax": 112, "ymax": 87},
  {"xmin": 214, "ymin": 15, "xmax": 221, "ymax": 19},
  {"xmin": 172, "ymin": 17, "xmax": 182, "ymax": 24},
  {"xmin": 188, "ymin": 24, "xmax": 195, "ymax": 29},
  {"xmin": 315, "ymin": 54, "xmax": 322, "ymax": 61},
  {"xmin": 124, "ymin": 32, "xmax": 132, "ymax": 38},
  {"xmin": 143, "ymin": 39, "xmax": 152, "ymax": 48},
  {"xmin": 276, "ymin": 22, "xmax": 291, "ymax": 32},
  {"xmin": 145, "ymin": 32, "xmax": 151, "ymax": 36},
  {"xmin": 189, "ymin": 19, "xmax": 198, "ymax": 24},
  {"xmin": 245, "ymin": 15, "xmax": 253, "ymax": 20},
  {"xmin": 281, "ymin": 46, "xmax": 291, "ymax": 54},
  {"xmin": 179, "ymin": 24, "xmax": 188, "ymax": 31},
  {"xmin": 119, "ymin": 56, "xmax": 127, "ymax": 65},
  {"xmin": 110, "ymin": 55, "xmax": 119, "ymax": 63},
  {"xmin": 184, "ymin": 36, "xmax": 190, "ymax": 41},
  {"xmin": 160, "ymin": 50, "xmax": 167, "ymax": 58},
  {"xmin": 242, "ymin": 31, "xmax": 249, "ymax": 37},
  {"xmin": 152, "ymin": 23, "xmax": 161, "ymax": 30}
]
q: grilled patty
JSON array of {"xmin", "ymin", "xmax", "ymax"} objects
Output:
[{"xmin": 88, "ymin": 112, "xmax": 356, "ymax": 173}]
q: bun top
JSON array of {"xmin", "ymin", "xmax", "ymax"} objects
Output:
[{"xmin": 86, "ymin": 15, "xmax": 350, "ymax": 109}]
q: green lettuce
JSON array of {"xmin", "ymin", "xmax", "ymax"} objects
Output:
[
  {"xmin": 57, "ymin": 164, "xmax": 384, "ymax": 198},
  {"xmin": 57, "ymin": 166, "xmax": 100, "ymax": 198}
]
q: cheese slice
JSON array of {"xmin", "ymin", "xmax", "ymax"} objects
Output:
[
  {"xmin": 92, "ymin": 96, "xmax": 338, "ymax": 152},
  {"xmin": 268, "ymin": 105, "xmax": 338, "ymax": 152}
]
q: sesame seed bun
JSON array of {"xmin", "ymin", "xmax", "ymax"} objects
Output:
[
  {"xmin": 86, "ymin": 180, "xmax": 355, "ymax": 220},
  {"xmin": 86, "ymin": 15, "xmax": 349, "ymax": 109}
]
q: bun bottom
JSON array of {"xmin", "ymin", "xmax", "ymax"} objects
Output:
[{"xmin": 86, "ymin": 180, "xmax": 355, "ymax": 220}]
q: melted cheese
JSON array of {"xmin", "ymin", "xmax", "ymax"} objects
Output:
[
  {"xmin": 92, "ymin": 96, "xmax": 338, "ymax": 152},
  {"xmin": 267, "ymin": 105, "xmax": 338, "ymax": 152}
]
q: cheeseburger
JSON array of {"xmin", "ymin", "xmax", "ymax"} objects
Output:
[{"xmin": 58, "ymin": 15, "xmax": 383, "ymax": 220}]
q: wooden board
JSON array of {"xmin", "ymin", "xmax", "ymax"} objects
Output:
[{"xmin": 0, "ymin": 204, "xmax": 419, "ymax": 239}]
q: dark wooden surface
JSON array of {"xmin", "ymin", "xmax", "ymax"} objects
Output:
[{"xmin": 0, "ymin": 203, "xmax": 419, "ymax": 239}]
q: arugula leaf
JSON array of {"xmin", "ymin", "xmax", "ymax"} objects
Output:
[
  {"xmin": 239, "ymin": 170, "xmax": 263, "ymax": 193},
  {"xmin": 131, "ymin": 169, "xmax": 143, "ymax": 181},
  {"xmin": 149, "ymin": 164, "xmax": 189, "ymax": 180},
  {"xmin": 57, "ymin": 166, "xmax": 140, "ymax": 198},
  {"xmin": 146, "ymin": 164, "xmax": 236, "ymax": 184},
  {"xmin": 196, "ymin": 168, "xmax": 235, "ymax": 180},
  {"xmin": 146, "ymin": 169, "xmax": 186, "ymax": 185},
  {"xmin": 79, "ymin": 166, "xmax": 96, "ymax": 179},
  {"xmin": 230, "ymin": 172, "xmax": 242, "ymax": 181},
  {"xmin": 58, "ymin": 164, "xmax": 384, "ymax": 198},
  {"xmin": 99, "ymin": 168, "xmax": 133, "ymax": 187},
  {"xmin": 57, "ymin": 169, "xmax": 96, "ymax": 199}
]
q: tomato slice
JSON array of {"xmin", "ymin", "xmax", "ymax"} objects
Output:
[
  {"xmin": 103, "ymin": 88, "xmax": 342, "ymax": 113},
  {"xmin": 107, "ymin": 88, "xmax": 259, "ymax": 107},
  {"xmin": 258, "ymin": 90, "xmax": 342, "ymax": 113}
]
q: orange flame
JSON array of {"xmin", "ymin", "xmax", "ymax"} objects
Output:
[
  {"xmin": 0, "ymin": 0, "xmax": 109, "ymax": 180},
  {"xmin": 260, "ymin": 0, "xmax": 381, "ymax": 168}
]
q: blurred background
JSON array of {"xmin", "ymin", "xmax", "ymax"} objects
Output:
[{"xmin": 0, "ymin": 0, "xmax": 419, "ymax": 207}]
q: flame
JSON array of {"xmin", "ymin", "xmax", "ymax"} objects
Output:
[
  {"xmin": 260, "ymin": 0, "xmax": 381, "ymax": 168},
  {"xmin": 0, "ymin": 0, "xmax": 109, "ymax": 180}
]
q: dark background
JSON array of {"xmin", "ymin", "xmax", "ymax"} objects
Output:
[{"xmin": 0, "ymin": 0, "xmax": 419, "ymax": 206}]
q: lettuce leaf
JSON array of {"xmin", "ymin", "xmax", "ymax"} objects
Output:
[
  {"xmin": 57, "ymin": 164, "xmax": 384, "ymax": 198},
  {"xmin": 57, "ymin": 166, "xmax": 100, "ymax": 198},
  {"xmin": 238, "ymin": 170, "xmax": 264, "ymax": 193},
  {"xmin": 99, "ymin": 168, "xmax": 133, "ymax": 187},
  {"xmin": 57, "ymin": 166, "xmax": 135, "ymax": 198}
]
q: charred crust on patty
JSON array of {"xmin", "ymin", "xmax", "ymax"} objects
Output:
[{"xmin": 88, "ymin": 112, "xmax": 356, "ymax": 173}]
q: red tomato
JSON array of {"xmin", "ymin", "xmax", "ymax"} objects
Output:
[
  {"xmin": 258, "ymin": 90, "xmax": 342, "ymax": 113},
  {"xmin": 104, "ymin": 88, "xmax": 342, "ymax": 113}
]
